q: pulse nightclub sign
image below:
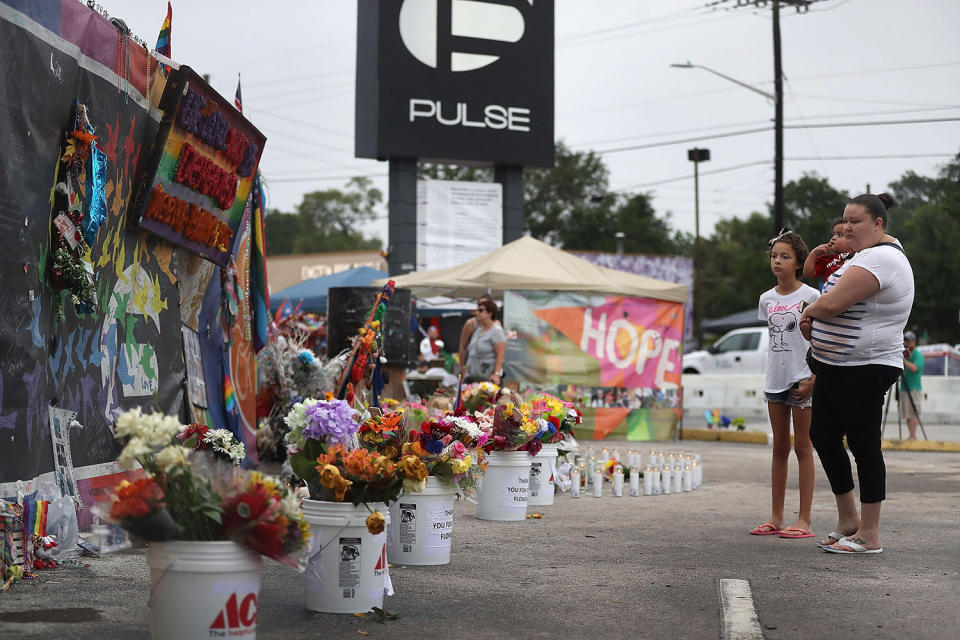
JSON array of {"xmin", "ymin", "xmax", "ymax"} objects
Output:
[{"xmin": 355, "ymin": 0, "xmax": 555, "ymax": 167}]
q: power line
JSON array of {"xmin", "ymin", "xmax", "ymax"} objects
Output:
[
  {"xmin": 593, "ymin": 117, "xmax": 960, "ymax": 155},
  {"xmin": 612, "ymin": 151, "xmax": 955, "ymax": 193}
]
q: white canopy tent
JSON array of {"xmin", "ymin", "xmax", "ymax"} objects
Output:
[{"xmin": 373, "ymin": 236, "xmax": 687, "ymax": 303}]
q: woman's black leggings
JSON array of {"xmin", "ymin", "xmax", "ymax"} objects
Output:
[{"xmin": 809, "ymin": 362, "xmax": 901, "ymax": 503}]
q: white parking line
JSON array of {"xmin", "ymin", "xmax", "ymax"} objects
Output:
[{"xmin": 719, "ymin": 578, "xmax": 764, "ymax": 640}]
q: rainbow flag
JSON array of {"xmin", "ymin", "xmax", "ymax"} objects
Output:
[
  {"xmin": 155, "ymin": 2, "xmax": 171, "ymax": 58},
  {"xmin": 250, "ymin": 174, "xmax": 269, "ymax": 353},
  {"xmin": 22, "ymin": 500, "xmax": 48, "ymax": 537},
  {"xmin": 224, "ymin": 373, "xmax": 237, "ymax": 414}
]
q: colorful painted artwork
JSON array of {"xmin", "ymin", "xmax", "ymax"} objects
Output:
[
  {"xmin": 504, "ymin": 290, "xmax": 685, "ymax": 441},
  {"xmin": 129, "ymin": 66, "xmax": 266, "ymax": 266}
]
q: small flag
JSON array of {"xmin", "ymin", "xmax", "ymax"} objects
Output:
[
  {"xmin": 23, "ymin": 500, "xmax": 48, "ymax": 537},
  {"xmin": 155, "ymin": 2, "xmax": 171, "ymax": 58},
  {"xmin": 234, "ymin": 75, "xmax": 243, "ymax": 112}
]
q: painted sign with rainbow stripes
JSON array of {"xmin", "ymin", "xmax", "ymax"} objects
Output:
[
  {"xmin": 504, "ymin": 290, "xmax": 684, "ymax": 441},
  {"xmin": 129, "ymin": 66, "xmax": 266, "ymax": 266}
]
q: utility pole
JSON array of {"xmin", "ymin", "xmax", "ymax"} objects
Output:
[
  {"xmin": 713, "ymin": 0, "xmax": 827, "ymax": 234},
  {"xmin": 773, "ymin": 0, "xmax": 784, "ymax": 234}
]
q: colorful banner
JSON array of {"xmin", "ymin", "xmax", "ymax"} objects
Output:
[
  {"xmin": 504, "ymin": 290, "xmax": 684, "ymax": 441},
  {"xmin": 129, "ymin": 66, "xmax": 266, "ymax": 266}
]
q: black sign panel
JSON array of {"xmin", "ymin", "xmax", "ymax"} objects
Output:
[{"xmin": 355, "ymin": 0, "xmax": 554, "ymax": 167}]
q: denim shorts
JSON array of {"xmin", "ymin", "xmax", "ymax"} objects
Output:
[{"xmin": 765, "ymin": 386, "xmax": 813, "ymax": 409}]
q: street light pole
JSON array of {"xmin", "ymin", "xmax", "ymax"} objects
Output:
[{"xmin": 687, "ymin": 147, "xmax": 710, "ymax": 344}]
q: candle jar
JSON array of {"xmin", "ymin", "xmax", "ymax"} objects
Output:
[
  {"xmin": 571, "ymin": 468, "xmax": 581, "ymax": 498},
  {"xmin": 601, "ymin": 447, "xmax": 610, "ymax": 462},
  {"xmin": 661, "ymin": 465, "xmax": 672, "ymax": 494},
  {"xmin": 656, "ymin": 452, "xmax": 665, "ymax": 468},
  {"xmin": 647, "ymin": 450, "xmax": 657, "ymax": 467},
  {"xmin": 673, "ymin": 465, "xmax": 683, "ymax": 493},
  {"xmin": 612, "ymin": 470, "xmax": 624, "ymax": 497},
  {"xmin": 592, "ymin": 472, "xmax": 603, "ymax": 497},
  {"xmin": 682, "ymin": 464, "xmax": 693, "ymax": 492},
  {"xmin": 651, "ymin": 467, "xmax": 661, "ymax": 495},
  {"xmin": 642, "ymin": 466, "xmax": 653, "ymax": 496},
  {"xmin": 629, "ymin": 467, "xmax": 640, "ymax": 496}
]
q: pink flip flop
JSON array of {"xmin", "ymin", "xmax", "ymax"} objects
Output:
[
  {"xmin": 779, "ymin": 527, "xmax": 815, "ymax": 539},
  {"xmin": 749, "ymin": 523, "xmax": 782, "ymax": 536}
]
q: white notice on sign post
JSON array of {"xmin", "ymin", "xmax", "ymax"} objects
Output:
[{"xmin": 416, "ymin": 179, "xmax": 502, "ymax": 271}]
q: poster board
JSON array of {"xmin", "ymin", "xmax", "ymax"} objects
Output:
[
  {"xmin": 416, "ymin": 180, "xmax": 502, "ymax": 271},
  {"xmin": 503, "ymin": 290, "xmax": 685, "ymax": 441},
  {"xmin": 129, "ymin": 66, "xmax": 266, "ymax": 266}
]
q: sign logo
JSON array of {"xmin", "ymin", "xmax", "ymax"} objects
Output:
[
  {"xmin": 209, "ymin": 592, "xmax": 258, "ymax": 636},
  {"xmin": 373, "ymin": 544, "xmax": 388, "ymax": 574},
  {"xmin": 399, "ymin": 0, "xmax": 532, "ymax": 72}
]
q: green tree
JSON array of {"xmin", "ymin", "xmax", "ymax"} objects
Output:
[
  {"xmin": 696, "ymin": 173, "xmax": 847, "ymax": 328},
  {"xmin": 888, "ymin": 152, "xmax": 960, "ymax": 342},
  {"xmin": 779, "ymin": 173, "xmax": 849, "ymax": 249},
  {"xmin": 264, "ymin": 177, "xmax": 383, "ymax": 255}
]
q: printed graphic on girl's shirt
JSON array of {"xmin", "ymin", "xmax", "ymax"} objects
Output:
[{"xmin": 765, "ymin": 301, "xmax": 804, "ymax": 352}]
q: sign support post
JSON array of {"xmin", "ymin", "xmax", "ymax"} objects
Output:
[
  {"xmin": 496, "ymin": 164, "xmax": 524, "ymax": 245},
  {"xmin": 388, "ymin": 157, "xmax": 418, "ymax": 276}
]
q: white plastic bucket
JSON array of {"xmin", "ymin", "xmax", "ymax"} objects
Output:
[
  {"xmin": 527, "ymin": 443, "xmax": 559, "ymax": 506},
  {"xmin": 387, "ymin": 476, "xmax": 457, "ymax": 565},
  {"xmin": 301, "ymin": 500, "xmax": 392, "ymax": 614},
  {"xmin": 148, "ymin": 540, "xmax": 262, "ymax": 640},
  {"xmin": 476, "ymin": 450, "xmax": 532, "ymax": 521}
]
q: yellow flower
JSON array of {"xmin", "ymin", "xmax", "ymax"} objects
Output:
[
  {"xmin": 520, "ymin": 419, "xmax": 538, "ymax": 435},
  {"xmin": 318, "ymin": 464, "xmax": 342, "ymax": 489},
  {"xmin": 503, "ymin": 403, "xmax": 514, "ymax": 418},
  {"xmin": 400, "ymin": 455, "xmax": 428, "ymax": 483},
  {"xmin": 333, "ymin": 476, "xmax": 352, "ymax": 501},
  {"xmin": 370, "ymin": 320, "xmax": 380, "ymax": 330},
  {"xmin": 450, "ymin": 456, "xmax": 471, "ymax": 474},
  {"xmin": 365, "ymin": 510, "xmax": 385, "ymax": 535}
]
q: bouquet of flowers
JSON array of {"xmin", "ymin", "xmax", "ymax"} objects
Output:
[
  {"xmin": 405, "ymin": 413, "xmax": 487, "ymax": 496},
  {"xmin": 255, "ymin": 329, "xmax": 329, "ymax": 461},
  {"xmin": 178, "ymin": 422, "xmax": 246, "ymax": 465},
  {"xmin": 460, "ymin": 381, "xmax": 500, "ymax": 413},
  {"xmin": 107, "ymin": 408, "xmax": 309, "ymax": 567},
  {"xmin": 285, "ymin": 399, "xmax": 427, "ymax": 534},
  {"xmin": 526, "ymin": 392, "xmax": 582, "ymax": 445},
  {"xmin": 481, "ymin": 397, "xmax": 543, "ymax": 455}
]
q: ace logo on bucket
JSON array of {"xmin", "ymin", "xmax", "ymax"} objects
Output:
[
  {"xmin": 209, "ymin": 592, "xmax": 258, "ymax": 636},
  {"xmin": 355, "ymin": 0, "xmax": 554, "ymax": 167}
]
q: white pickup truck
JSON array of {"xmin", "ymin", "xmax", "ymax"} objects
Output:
[{"xmin": 682, "ymin": 326, "xmax": 768, "ymax": 375}]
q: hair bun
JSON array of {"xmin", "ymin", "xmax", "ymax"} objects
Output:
[{"xmin": 877, "ymin": 193, "xmax": 896, "ymax": 210}]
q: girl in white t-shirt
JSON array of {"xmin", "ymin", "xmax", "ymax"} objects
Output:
[{"xmin": 750, "ymin": 231, "xmax": 820, "ymax": 540}]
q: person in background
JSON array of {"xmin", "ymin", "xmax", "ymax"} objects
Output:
[
  {"xmin": 419, "ymin": 325, "xmax": 444, "ymax": 362},
  {"xmin": 751, "ymin": 230, "xmax": 820, "ymax": 540},
  {"xmin": 803, "ymin": 217, "xmax": 854, "ymax": 287},
  {"xmin": 458, "ymin": 294, "xmax": 497, "ymax": 372},
  {"xmin": 799, "ymin": 193, "xmax": 914, "ymax": 555},
  {"xmin": 900, "ymin": 330, "xmax": 924, "ymax": 440},
  {"xmin": 464, "ymin": 297, "xmax": 506, "ymax": 384}
]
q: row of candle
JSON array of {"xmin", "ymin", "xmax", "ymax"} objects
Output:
[
  {"xmin": 568, "ymin": 449, "xmax": 703, "ymax": 498},
  {"xmin": 584, "ymin": 447, "xmax": 701, "ymax": 472}
]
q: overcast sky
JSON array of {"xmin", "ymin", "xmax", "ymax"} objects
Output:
[{"xmin": 106, "ymin": 0, "xmax": 960, "ymax": 244}]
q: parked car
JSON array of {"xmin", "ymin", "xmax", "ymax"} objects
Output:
[{"xmin": 682, "ymin": 327, "xmax": 768, "ymax": 375}]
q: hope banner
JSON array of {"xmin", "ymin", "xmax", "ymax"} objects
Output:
[{"xmin": 503, "ymin": 291, "xmax": 684, "ymax": 441}]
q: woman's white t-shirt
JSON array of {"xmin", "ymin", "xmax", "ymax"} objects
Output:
[
  {"xmin": 810, "ymin": 241, "xmax": 914, "ymax": 369},
  {"xmin": 758, "ymin": 283, "xmax": 821, "ymax": 393}
]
